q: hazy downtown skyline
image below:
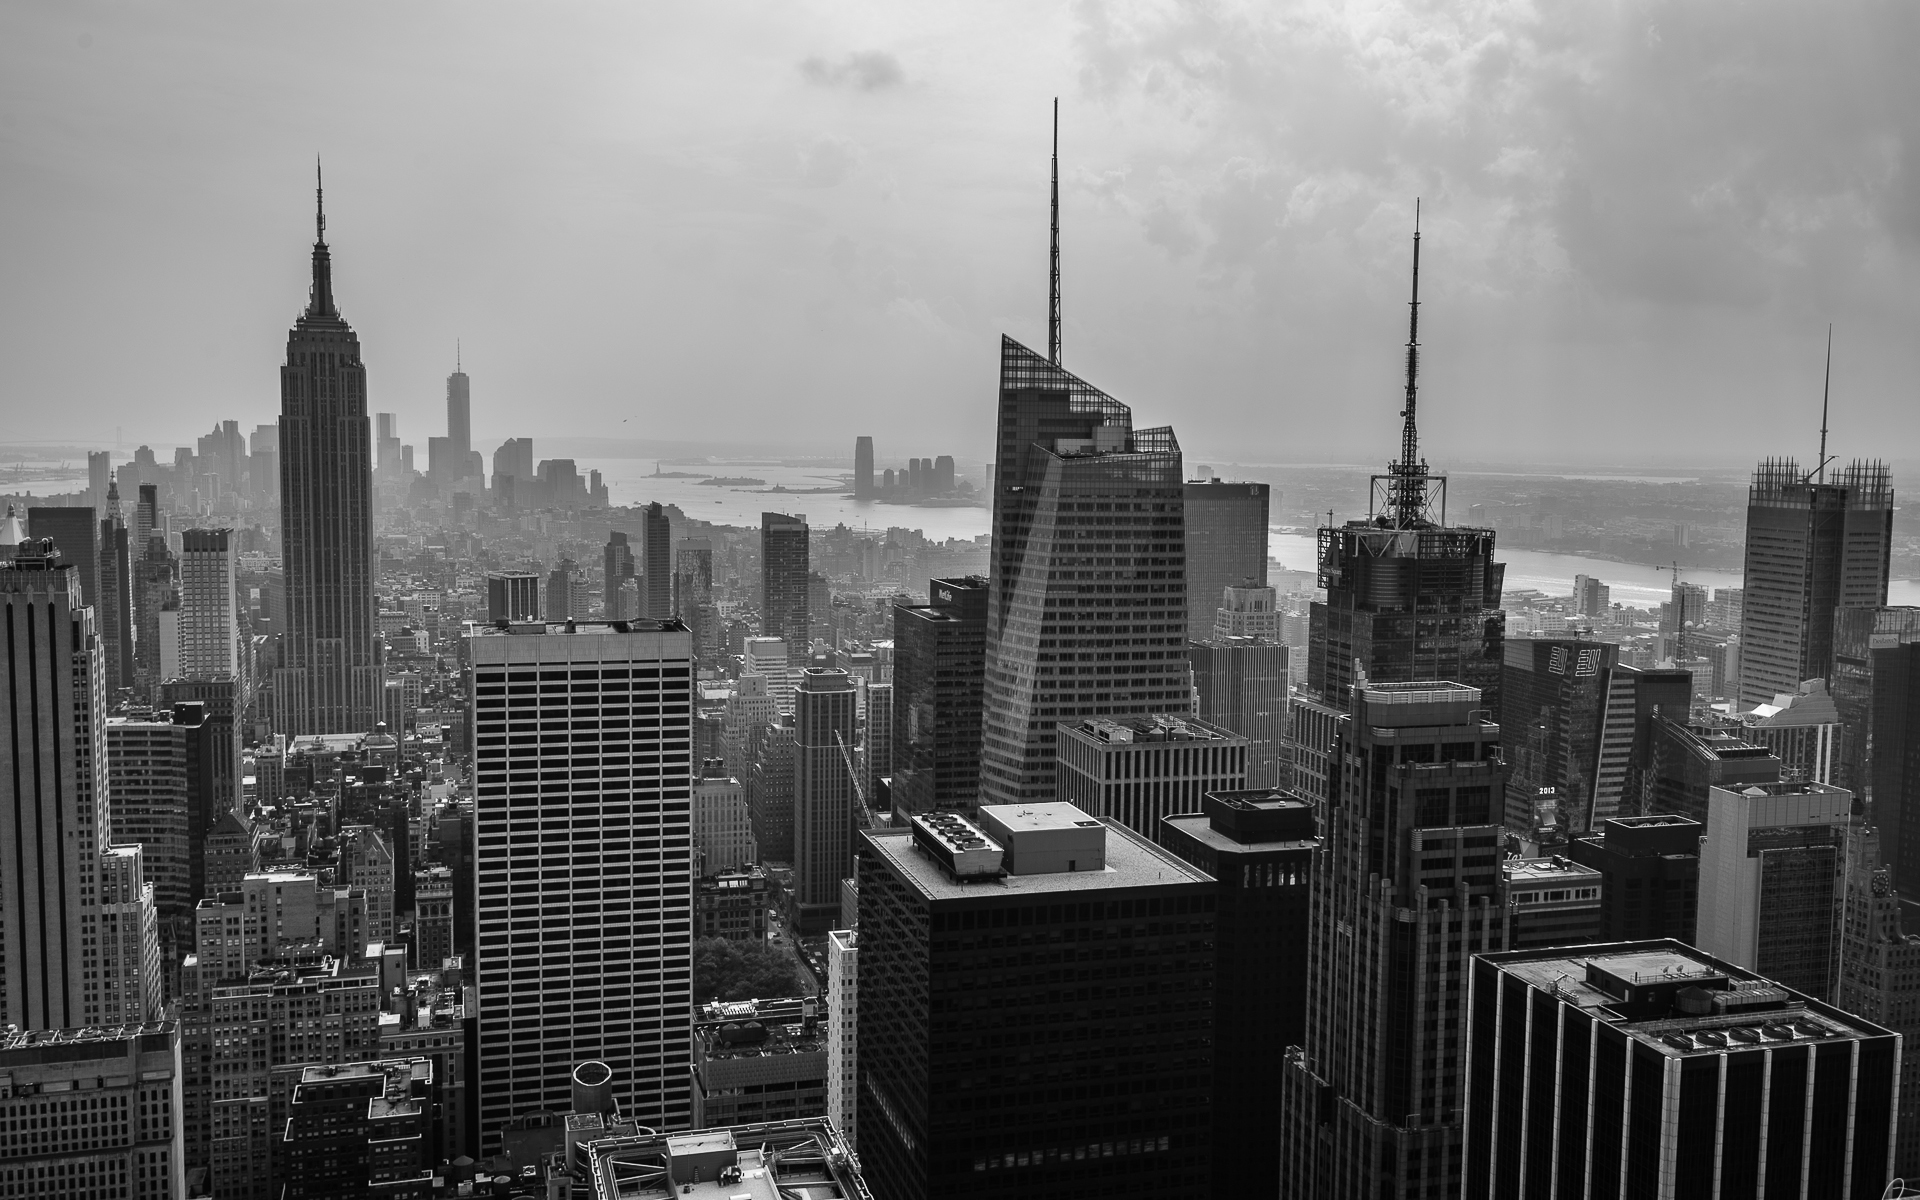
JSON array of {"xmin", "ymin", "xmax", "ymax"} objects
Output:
[{"xmin": 3, "ymin": 1, "xmax": 1918, "ymax": 467}]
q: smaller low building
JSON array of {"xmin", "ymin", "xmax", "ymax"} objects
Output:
[
  {"xmin": 1055, "ymin": 714, "xmax": 1249, "ymax": 840},
  {"xmin": 582, "ymin": 1119, "xmax": 870, "ymax": 1200},
  {"xmin": 279, "ymin": 1058, "xmax": 439, "ymax": 1200},
  {"xmin": 1503, "ymin": 855, "xmax": 1603, "ymax": 950},
  {"xmin": 691, "ymin": 1009, "xmax": 829, "ymax": 1129},
  {"xmin": 696, "ymin": 868, "xmax": 770, "ymax": 942},
  {"xmin": 1569, "ymin": 814, "xmax": 1702, "ymax": 944},
  {"xmin": 0, "ymin": 1023, "xmax": 185, "ymax": 1200}
]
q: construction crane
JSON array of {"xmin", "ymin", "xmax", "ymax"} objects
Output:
[
  {"xmin": 833, "ymin": 730, "xmax": 878, "ymax": 830},
  {"xmin": 1653, "ymin": 560, "xmax": 1697, "ymax": 664}
]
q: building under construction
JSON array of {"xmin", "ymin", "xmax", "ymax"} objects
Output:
[{"xmin": 1736, "ymin": 456, "xmax": 1893, "ymax": 710}]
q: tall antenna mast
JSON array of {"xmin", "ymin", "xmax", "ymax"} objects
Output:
[
  {"xmin": 1048, "ymin": 98, "xmax": 1062, "ymax": 366},
  {"xmin": 1817, "ymin": 324, "xmax": 1832, "ymax": 484},
  {"xmin": 316, "ymin": 157, "xmax": 326, "ymax": 243},
  {"xmin": 1387, "ymin": 200, "xmax": 1427, "ymax": 527}
]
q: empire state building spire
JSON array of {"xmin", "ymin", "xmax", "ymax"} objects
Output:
[{"xmin": 307, "ymin": 158, "xmax": 337, "ymax": 320}]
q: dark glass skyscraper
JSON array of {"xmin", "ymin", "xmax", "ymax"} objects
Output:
[
  {"xmin": 1736, "ymin": 457, "xmax": 1893, "ymax": 709},
  {"xmin": 979, "ymin": 338, "xmax": 1187, "ymax": 805},
  {"xmin": 891, "ymin": 576, "xmax": 987, "ymax": 814},
  {"xmin": 275, "ymin": 172, "xmax": 379, "ymax": 735},
  {"xmin": 642, "ymin": 501, "xmax": 672, "ymax": 620},
  {"xmin": 1499, "ymin": 636, "xmax": 1617, "ymax": 835},
  {"xmin": 1182, "ymin": 478, "xmax": 1267, "ymax": 643},
  {"xmin": 761, "ymin": 511, "xmax": 810, "ymax": 652}
]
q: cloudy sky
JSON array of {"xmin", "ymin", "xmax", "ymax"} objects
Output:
[{"xmin": 3, "ymin": 1, "xmax": 1917, "ymax": 468}]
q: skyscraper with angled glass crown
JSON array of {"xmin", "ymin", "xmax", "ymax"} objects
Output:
[
  {"xmin": 275, "ymin": 167, "xmax": 381, "ymax": 735},
  {"xmin": 978, "ymin": 339, "xmax": 1188, "ymax": 806}
]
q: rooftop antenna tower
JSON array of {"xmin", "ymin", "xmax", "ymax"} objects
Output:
[
  {"xmin": 1817, "ymin": 324, "xmax": 1833, "ymax": 484},
  {"xmin": 316, "ymin": 157, "xmax": 326, "ymax": 244},
  {"xmin": 1048, "ymin": 98, "xmax": 1062, "ymax": 366},
  {"xmin": 1370, "ymin": 201, "xmax": 1443, "ymax": 528}
]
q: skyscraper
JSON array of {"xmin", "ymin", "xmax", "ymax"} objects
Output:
[
  {"xmin": 857, "ymin": 805, "xmax": 1216, "ymax": 1200},
  {"xmin": 1182, "ymin": 477, "xmax": 1268, "ymax": 644},
  {"xmin": 1588, "ymin": 661, "xmax": 1692, "ymax": 827},
  {"xmin": 1832, "ymin": 609, "xmax": 1920, "ymax": 899},
  {"xmin": 98, "ymin": 478, "xmax": 134, "ymax": 692},
  {"xmin": 1736, "ymin": 457, "xmax": 1893, "ymax": 709},
  {"xmin": 1158, "ymin": 789, "xmax": 1317, "ymax": 1199},
  {"xmin": 1189, "ymin": 635, "xmax": 1289, "ymax": 787},
  {"xmin": 446, "ymin": 357, "xmax": 471, "ymax": 463},
  {"xmin": 854, "ymin": 436, "xmax": 874, "ymax": 500},
  {"xmin": 1054, "ymin": 714, "xmax": 1249, "ymax": 840},
  {"xmin": 979, "ymin": 338, "xmax": 1187, "ymax": 805},
  {"xmin": 375, "ymin": 412, "xmax": 401, "ymax": 475},
  {"xmin": 1835, "ymin": 824, "xmax": 1920, "ymax": 1179},
  {"xmin": 1568, "ymin": 814, "xmax": 1702, "ymax": 944},
  {"xmin": 467, "ymin": 617, "xmax": 696, "ymax": 1149},
  {"xmin": 890, "ymin": 576, "xmax": 987, "ymax": 815},
  {"xmin": 1465, "ymin": 941, "xmax": 1898, "ymax": 1198},
  {"xmin": 761, "ymin": 511, "xmax": 810, "ymax": 652},
  {"xmin": 2, "ymin": 540, "xmax": 121, "ymax": 1030},
  {"xmin": 1499, "ymin": 636, "xmax": 1617, "ymax": 835},
  {"xmin": 1695, "ymin": 779, "xmax": 1852, "ymax": 1001},
  {"xmin": 603, "ymin": 531, "xmax": 634, "ymax": 620},
  {"xmin": 1307, "ymin": 221, "xmax": 1506, "ymax": 710},
  {"xmin": 642, "ymin": 501, "xmax": 672, "ymax": 619},
  {"xmin": 485, "ymin": 570, "xmax": 540, "ymax": 622},
  {"xmin": 179, "ymin": 527, "xmax": 239, "ymax": 679},
  {"xmin": 106, "ymin": 715, "xmax": 193, "ymax": 921},
  {"xmin": 27, "ymin": 506, "xmax": 96, "ymax": 609},
  {"xmin": 1279, "ymin": 682, "xmax": 1507, "ymax": 1200},
  {"xmin": 793, "ymin": 667, "xmax": 858, "ymax": 934},
  {"xmin": 275, "ymin": 169, "xmax": 379, "ymax": 736}
]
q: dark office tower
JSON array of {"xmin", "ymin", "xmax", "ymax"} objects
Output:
[
  {"xmin": 1499, "ymin": 637, "xmax": 1617, "ymax": 835},
  {"xmin": 934, "ymin": 455, "xmax": 956, "ymax": 493},
  {"xmin": 446, "ymin": 359, "xmax": 471, "ymax": 462},
  {"xmin": 1737, "ymin": 458, "xmax": 1893, "ymax": 710},
  {"xmin": 891, "ymin": 576, "xmax": 988, "ymax": 815},
  {"xmin": 28, "ymin": 507, "xmax": 96, "ymax": 607},
  {"xmin": 642, "ymin": 502, "xmax": 672, "ymax": 620},
  {"xmin": 547, "ymin": 558, "xmax": 580, "ymax": 621},
  {"xmin": 276, "ymin": 170, "xmax": 379, "ymax": 736},
  {"xmin": 1279, "ymin": 682, "xmax": 1507, "ymax": 1200},
  {"xmin": 980, "ymin": 338, "xmax": 1187, "ymax": 805},
  {"xmin": 1308, "ymin": 227, "xmax": 1506, "ymax": 712},
  {"xmin": 98, "ymin": 479, "xmax": 134, "ymax": 692},
  {"xmin": 133, "ymin": 535, "xmax": 174, "ymax": 699},
  {"xmin": 761, "ymin": 512, "xmax": 810, "ymax": 650},
  {"xmin": 134, "ymin": 483, "xmax": 158, "ymax": 555},
  {"xmin": 1836, "ymin": 825, "xmax": 1920, "ymax": 1179},
  {"xmin": 1643, "ymin": 714, "xmax": 1781, "ymax": 824},
  {"xmin": 1569, "ymin": 814, "xmax": 1702, "ymax": 943},
  {"xmin": 468, "ymin": 618, "xmax": 696, "ymax": 1150},
  {"xmin": 1182, "ymin": 478, "xmax": 1269, "ymax": 643},
  {"xmin": 485, "ymin": 570, "xmax": 540, "ymax": 623},
  {"xmin": 794, "ymin": 668, "xmax": 858, "ymax": 934},
  {"xmin": 375, "ymin": 412, "xmax": 401, "ymax": 474},
  {"xmin": 106, "ymin": 716, "xmax": 192, "ymax": 920},
  {"xmin": 1189, "ymin": 635, "xmax": 1289, "ymax": 787},
  {"xmin": 1159, "ymin": 789, "xmax": 1317, "ymax": 1199},
  {"xmin": 1831, "ymin": 608, "xmax": 1920, "ymax": 890},
  {"xmin": 1589, "ymin": 662, "xmax": 1692, "ymax": 826},
  {"xmin": 161, "ymin": 682, "xmax": 244, "ymax": 837},
  {"xmin": 857, "ymin": 804, "xmax": 1216, "ymax": 1200},
  {"xmin": 1464, "ymin": 941, "xmax": 1898, "ymax": 1200},
  {"xmin": 604, "ymin": 531, "xmax": 635, "ymax": 619},
  {"xmin": 747, "ymin": 718, "xmax": 797, "ymax": 861},
  {"xmin": 0, "ymin": 540, "xmax": 114, "ymax": 1031},
  {"xmin": 854, "ymin": 437, "xmax": 874, "ymax": 500}
]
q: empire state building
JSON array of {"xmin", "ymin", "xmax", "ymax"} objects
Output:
[{"xmin": 275, "ymin": 168, "xmax": 380, "ymax": 735}]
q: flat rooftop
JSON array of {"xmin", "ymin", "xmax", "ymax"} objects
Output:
[
  {"xmin": 1066, "ymin": 715, "xmax": 1239, "ymax": 745},
  {"xmin": 1490, "ymin": 943, "xmax": 1887, "ymax": 1059},
  {"xmin": 586, "ymin": 1120, "xmax": 868, "ymax": 1200},
  {"xmin": 1504, "ymin": 857, "xmax": 1602, "ymax": 885},
  {"xmin": 469, "ymin": 619, "xmax": 687, "ymax": 637},
  {"xmin": 864, "ymin": 818, "xmax": 1210, "ymax": 902}
]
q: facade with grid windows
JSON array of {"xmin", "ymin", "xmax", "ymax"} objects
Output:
[
  {"xmin": 980, "ymin": 337, "xmax": 1189, "ymax": 806},
  {"xmin": 468, "ymin": 618, "xmax": 696, "ymax": 1152},
  {"xmin": 856, "ymin": 804, "xmax": 1215, "ymax": 1200},
  {"xmin": 1055, "ymin": 714, "xmax": 1249, "ymax": 841},
  {"xmin": 0, "ymin": 1023, "xmax": 185, "ymax": 1200}
]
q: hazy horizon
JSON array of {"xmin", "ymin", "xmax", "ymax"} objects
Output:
[{"xmin": 5, "ymin": 2, "xmax": 1918, "ymax": 469}]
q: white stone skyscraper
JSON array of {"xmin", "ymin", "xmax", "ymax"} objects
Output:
[
  {"xmin": 178, "ymin": 527, "xmax": 239, "ymax": 679},
  {"xmin": 468, "ymin": 617, "xmax": 696, "ymax": 1151},
  {"xmin": 1, "ymin": 539, "xmax": 158, "ymax": 1030},
  {"xmin": 275, "ymin": 167, "xmax": 380, "ymax": 735}
]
